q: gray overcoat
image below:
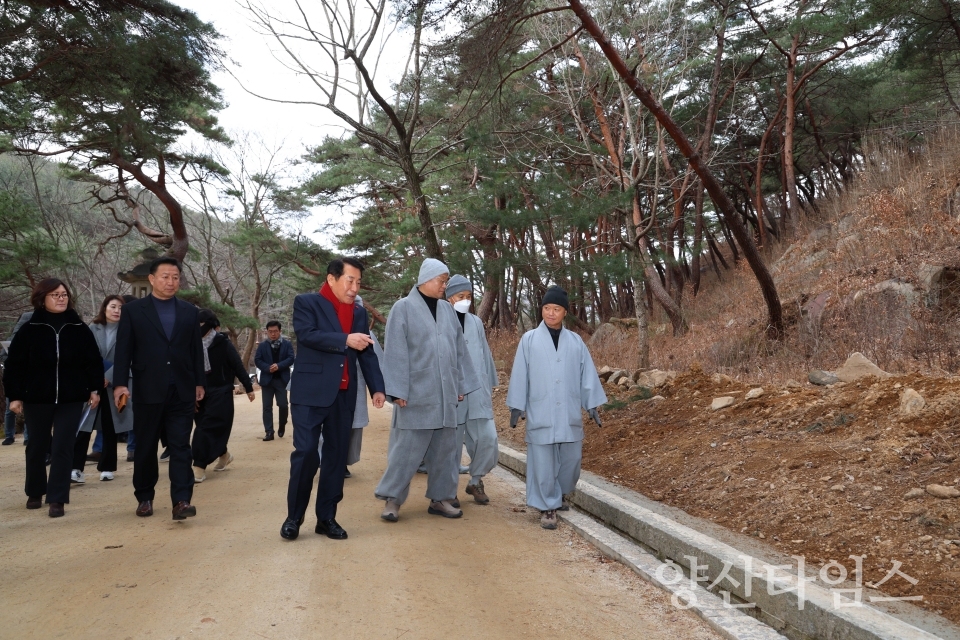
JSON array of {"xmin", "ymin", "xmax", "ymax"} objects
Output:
[
  {"xmin": 352, "ymin": 332, "xmax": 383, "ymax": 429},
  {"xmin": 79, "ymin": 322, "xmax": 133, "ymax": 433},
  {"xmin": 456, "ymin": 312, "xmax": 498, "ymax": 424},
  {"xmin": 383, "ymin": 286, "xmax": 480, "ymax": 430},
  {"xmin": 506, "ymin": 322, "xmax": 606, "ymax": 445}
]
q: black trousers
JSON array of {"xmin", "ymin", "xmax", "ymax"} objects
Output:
[
  {"xmin": 23, "ymin": 402, "xmax": 83, "ymax": 504},
  {"xmin": 286, "ymin": 391, "xmax": 353, "ymax": 521},
  {"xmin": 132, "ymin": 384, "xmax": 194, "ymax": 506},
  {"xmin": 192, "ymin": 385, "xmax": 234, "ymax": 469},
  {"xmin": 72, "ymin": 386, "xmax": 118, "ymax": 472}
]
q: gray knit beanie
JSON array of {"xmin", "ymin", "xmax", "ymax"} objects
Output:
[
  {"xmin": 417, "ymin": 258, "xmax": 449, "ymax": 285},
  {"xmin": 444, "ymin": 274, "xmax": 471, "ymax": 299}
]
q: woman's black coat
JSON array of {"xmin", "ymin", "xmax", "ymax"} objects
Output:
[{"xmin": 3, "ymin": 308, "xmax": 104, "ymax": 404}]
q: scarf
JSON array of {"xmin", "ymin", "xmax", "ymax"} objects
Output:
[
  {"xmin": 202, "ymin": 329, "xmax": 217, "ymax": 373},
  {"xmin": 320, "ymin": 283, "xmax": 354, "ymax": 389}
]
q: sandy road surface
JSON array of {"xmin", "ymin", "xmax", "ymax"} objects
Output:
[{"xmin": 0, "ymin": 398, "xmax": 719, "ymax": 640}]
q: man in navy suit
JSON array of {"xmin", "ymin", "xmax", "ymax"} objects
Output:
[
  {"xmin": 281, "ymin": 257, "xmax": 385, "ymax": 541},
  {"xmin": 113, "ymin": 257, "xmax": 206, "ymax": 520},
  {"xmin": 254, "ymin": 320, "xmax": 294, "ymax": 440}
]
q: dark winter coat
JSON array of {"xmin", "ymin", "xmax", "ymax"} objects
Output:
[
  {"xmin": 205, "ymin": 333, "xmax": 254, "ymax": 393},
  {"xmin": 3, "ymin": 308, "xmax": 103, "ymax": 404}
]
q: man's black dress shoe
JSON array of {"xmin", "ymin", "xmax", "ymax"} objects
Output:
[
  {"xmin": 280, "ymin": 515, "xmax": 304, "ymax": 540},
  {"xmin": 315, "ymin": 518, "xmax": 348, "ymax": 539},
  {"xmin": 136, "ymin": 500, "xmax": 153, "ymax": 517},
  {"xmin": 277, "ymin": 423, "xmax": 285, "ymax": 438},
  {"xmin": 344, "ymin": 467, "xmax": 352, "ymax": 479},
  {"xmin": 172, "ymin": 501, "xmax": 196, "ymax": 520},
  {"xmin": 263, "ymin": 432, "xmax": 274, "ymax": 441}
]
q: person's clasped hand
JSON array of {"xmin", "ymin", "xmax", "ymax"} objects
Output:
[
  {"xmin": 509, "ymin": 408, "xmax": 525, "ymax": 428},
  {"xmin": 346, "ymin": 333, "xmax": 374, "ymax": 350}
]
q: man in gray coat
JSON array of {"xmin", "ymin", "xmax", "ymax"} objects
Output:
[
  {"xmin": 445, "ymin": 275, "xmax": 500, "ymax": 504},
  {"xmin": 375, "ymin": 259, "xmax": 480, "ymax": 522}
]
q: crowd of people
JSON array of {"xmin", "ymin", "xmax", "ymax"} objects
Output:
[{"xmin": 2, "ymin": 254, "xmax": 606, "ymax": 535}]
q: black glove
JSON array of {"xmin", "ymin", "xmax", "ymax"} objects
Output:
[
  {"xmin": 510, "ymin": 408, "xmax": 525, "ymax": 428},
  {"xmin": 587, "ymin": 408, "xmax": 602, "ymax": 427}
]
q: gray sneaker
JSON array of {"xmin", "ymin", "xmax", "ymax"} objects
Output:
[
  {"xmin": 381, "ymin": 500, "xmax": 400, "ymax": 522},
  {"xmin": 428, "ymin": 500, "xmax": 463, "ymax": 518},
  {"xmin": 540, "ymin": 509, "xmax": 558, "ymax": 530}
]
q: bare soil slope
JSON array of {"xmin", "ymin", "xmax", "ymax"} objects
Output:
[{"xmin": 495, "ymin": 369, "xmax": 960, "ymax": 625}]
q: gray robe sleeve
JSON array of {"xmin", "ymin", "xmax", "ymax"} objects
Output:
[
  {"xmin": 383, "ymin": 299, "xmax": 410, "ymax": 402},
  {"xmin": 579, "ymin": 341, "xmax": 607, "ymax": 411},
  {"xmin": 506, "ymin": 332, "xmax": 531, "ymax": 411}
]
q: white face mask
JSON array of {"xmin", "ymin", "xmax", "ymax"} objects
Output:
[{"xmin": 453, "ymin": 299, "xmax": 471, "ymax": 313}]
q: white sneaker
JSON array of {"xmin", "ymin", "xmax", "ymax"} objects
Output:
[
  {"xmin": 100, "ymin": 471, "xmax": 114, "ymax": 481},
  {"xmin": 193, "ymin": 466, "xmax": 206, "ymax": 483},
  {"xmin": 213, "ymin": 452, "xmax": 234, "ymax": 471},
  {"xmin": 70, "ymin": 469, "xmax": 85, "ymax": 484}
]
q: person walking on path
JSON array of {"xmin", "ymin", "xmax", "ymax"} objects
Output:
[
  {"xmin": 113, "ymin": 257, "xmax": 206, "ymax": 521},
  {"xmin": 3, "ymin": 278, "xmax": 103, "ymax": 518},
  {"xmin": 444, "ymin": 275, "xmax": 500, "ymax": 505},
  {"xmin": 317, "ymin": 295, "xmax": 383, "ymax": 478},
  {"xmin": 506, "ymin": 286, "xmax": 606, "ymax": 530},
  {"xmin": 374, "ymin": 259, "xmax": 480, "ymax": 523},
  {"xmin": 254, "ymin": 320, "xmax": 293, "ymax": 441},
  {"xmin": 191, "ymin": 310, "xmax": 255, "ymax": 484},
  {"xmin": 72, "ymin": 295, "xmax": 134, "ymax": 483},
  {"xmin": 3, "ymin": 311, "xmax": 35, "ymax": 447},
  {"xmin": 280, "ymin": 257, "xmax": 386, "ymax": 541}
]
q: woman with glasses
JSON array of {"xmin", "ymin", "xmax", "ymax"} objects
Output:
[{"xmin": 3, "ymin": 278, "xmax": 103, "ymax": 517}]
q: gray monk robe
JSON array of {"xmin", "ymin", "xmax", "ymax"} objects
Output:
[
  {"xmin": 375, "ymin": 287, "xmax": 480, "ymax": 505},
  {"xmin": 506, "ymin": 322, "xmax": 606, "ymax": 511},
  {"xmin": 454, "ymin": 312, "xmax": 500, "ymax": 485}
]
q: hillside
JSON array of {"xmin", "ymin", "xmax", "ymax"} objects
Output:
[{"xmin": 489, "ymin": 128, "xmax": 960, "ymax": 626}]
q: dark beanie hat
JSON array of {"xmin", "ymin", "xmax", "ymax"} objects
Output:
[
  {"xmin": 541, "ymin": 285, "xmax": 569, "ymax": 311},
  {"xmin": 199, "ymin": 309, "xmax": 220, "ymax": 334}
]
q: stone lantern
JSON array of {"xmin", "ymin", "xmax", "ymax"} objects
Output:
[{"xmin": 117, "ymin": 247, "xmax": 160, "ymax": 298}]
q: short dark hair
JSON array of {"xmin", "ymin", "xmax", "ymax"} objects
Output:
[
  {"xmin": 149, "ymin": 256, "xmax": 181, "ymax": 274},
  {"xmin": 121, "ymin": 294, "xmax": 137, "ymax": 303},
  {"xmin": 265, "ymin": 320, "xmax": 281, "ymax": 330},
  {"xmin": 327, "ymin": 257, "xmax": 365, "ymax": 279},
  {"xmin": 31, "ymin": 278, "xmax": 74, "ymax": 311},
  {"xmin": 92, "ymin": 295, "xmax": 125, "ymax": 325}
]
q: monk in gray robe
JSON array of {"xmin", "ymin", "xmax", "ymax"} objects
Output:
[
  {"xmin": 375, "ymin": 259, "xmax": 480, "ymax": 521},
  {"xmin": 506, "ymin": 286, "xmax": 606, "ymax": 530},
  {"xmin": 445, "ymin": 275, "xmax": 499, "ymax": 504}
]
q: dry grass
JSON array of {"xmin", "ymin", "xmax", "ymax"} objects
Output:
[{"xmin": 484, "ymin": 125, "xmax": 960, "ymax": 383}]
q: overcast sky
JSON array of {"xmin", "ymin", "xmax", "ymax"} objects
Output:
[{"xmin": 174, "ymin": 0, "xmax": 409, "ymax": 244}]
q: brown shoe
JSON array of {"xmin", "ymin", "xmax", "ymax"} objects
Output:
[
  {"xmin": 136, "ymin": 500, "xmax": 153, "ymax": 517},
  {"xmin": 172, "ymin": 501, "xmax": 197, "ymax": 520},
  {"xmin": 381, "ymin": 500, "xmax": 400, "ymax": 522},
  {"xmin": 466, "ymin": 480, "xmax": 490, "ymax": 504},
  {"xmin": 427, "ymin": 500, "xmax": 463, "ymax": 518},
  {"xmin": 48, "ymin": 502, "xmax": 65, "ymax": 518},
  {"xmin": 126, "ymin": 451, "xmax": 135, "ymax": 462},
  {"xmin": 26, "ymin": 497, "xmax": 42, "ymax": 509},
  {"xmin": 540, "ymin": 509, "xmax": 558, "ymax": 530}
]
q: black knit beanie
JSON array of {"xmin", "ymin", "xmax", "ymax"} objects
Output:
[{"xmin": 541, "ymin": 285, "xmax": 569, "ymax": 311}]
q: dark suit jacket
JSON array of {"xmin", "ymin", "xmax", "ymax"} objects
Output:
[
  {"xmin": 114, "ymin": 296, "xmax": 206, "ymax": 404},
  {"xmin": 254, "ymin": 338, "xmax": 294, "ymax": 386},
  {"xmin": 289, "ymin": 292, "xmax": 385, "ymax": 409}
]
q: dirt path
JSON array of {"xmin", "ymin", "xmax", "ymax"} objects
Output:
[{"xmin": 0, "ymin": 398, "xmax": 719, "ymax": 640}]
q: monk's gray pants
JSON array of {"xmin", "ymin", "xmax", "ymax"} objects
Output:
[
  {"xmin": 525, "ymin": 441, "xmax": 582, "ymax": 511},
  {"xmin": 375, "ymin": 427, "xmax": 457, "ymax": 505},
  {"xmin": 454, "ymin": 417, "xmax": 498, "ymax": 486}
]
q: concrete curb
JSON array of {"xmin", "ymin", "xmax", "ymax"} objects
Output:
[
  {"xmin": 498, "ymin": 444, "xmax": 956, "ymax": 640},
  {"xmin": 491, "ymin": 465, "xmax": 785, "ymax": 640}
]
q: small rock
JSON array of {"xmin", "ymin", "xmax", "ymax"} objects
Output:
[
  {"xmin": 835, "ymin": 352, "xmax": 891, "ymax": 383},
  {"xmin": 900, "ymin": 388, "xmax": 926, "ymax": 416},
  {"xmin": 904, "ymin": 488, "xmax": 926, "ymax": 500},
  {"xmin": 711, "ymin": 373, "xmax": 733, "ymax": 384},
  {"xmin": 830, "ymin": 484, "xmax": 845, "ymax": 492},
  {"xmin": 918, "ymin": 535, "xmax": 933, "ymax": 543},
  {"xmin": 711, "ymin": 396, "xmax": 736, "ymax": 411},
  {"xmin": 809, "ymin": 370, "xmax": 840, "ymax": 386},
  {"xmin": 745, "ymin": 387, "xmax": 765, "ymax": 400},
  {"xmin": 926, "ymin": 484, "xmax": 960, "ymax": 499},
  {"xmin": 785, "ymin": 379, "xmax": 803, "ymax": 390},
  {"xmin": 635, "ymin": 369, "xmax": 677, "ymax": 389},
  {"xmin": 650, "ymin": 395, "xmax": 666, "ymax": 402}
]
